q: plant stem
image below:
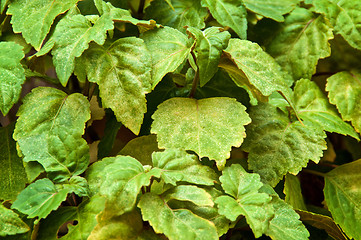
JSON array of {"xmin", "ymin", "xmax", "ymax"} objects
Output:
[
  {"xmin": 138, "ymin": 0, "xmax": 146, "ymax": 19},
  {"xmin": 189, "ymin": 51, "xmax": 199, "ymax": 98},
  {"xmin": 303, "ymin": 169, "xmax": 325, "ymax": 178}
]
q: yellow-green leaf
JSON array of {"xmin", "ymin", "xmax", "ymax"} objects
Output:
[
  {"xmin": 0, "ymin": 204, "xmax": 29, "ymax": 237},
  {"xmin": 151, "ymin": 97, "xmax": 251, "ymax": 169}
]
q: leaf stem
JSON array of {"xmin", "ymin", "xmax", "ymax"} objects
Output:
[
  {"xmin": 189, "ymin": 51, "xmax": 199, "ymax": 98},
  {"xmin": 137, "ymin": 0, "xmax": 146, "ymax": 19},
  {"xmin": 303, "ymin": 169, "xmax": 325, "ymax": 178}
]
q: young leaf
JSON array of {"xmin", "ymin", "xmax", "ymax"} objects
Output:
[
  {"xmin": 86, "ymin": 155, "xmax": 157, "ymax": 217},
  {"xmin": 78, "ymin": 37, "xmax": 152, "ymax": 134},
  {"xmin": 201, "ymin": 0, "xmax": 247, "ymax": 39},
  {"xmin": 215, "ymin": 164, "xmax": 274, "ymax": 238},
  {"xmin": 46, "ymin": 12, "xmax": 114, "ymax": 86},
  {"xmin": 163, "ymin": 185, "xmax": 214, "ymax": 207},
  {"xmin": 59, "ymin": 176, "xmax": 90, "ymax": 197},
  {"xmin": 0, "ymin": 204, "xmax": 29, "ymax": 237},
  {"xmin": 140, "ymin": 26, "xmax": 194, "ymax": 88},
  {"xmin": 267, "ymin": 7, "xmax": 333, "ymax": 80},
  {"xmin": 145, "ymin": 0, "xmax": 207, "ymax": 32},
  {"xmin": 243, "ymin": 0, "xmax": 300, "ymax": 22},
  {"xmin": 0, "ymin": 42, "xmax": 25, "ymax": 116},
  {"xmin": 294, "ymin": 78, "xmax": 359, "ymax": 139},
  {"xmin": 326, "ymin": 71, "xmax": 361, "ymax": 133},
  {"xmin": 151, "ymin": 97, "xmax": 251, "ymax": 168},
  {"xmin": 242, "ymin": 103, "xmax": 326, "ymax": 186},
  {"xmin": 324, "ymin": 159, "xmax": 361, "ymax": 240},
  {"xmin": 187, "ymin": 27, "xmax": 231, "ymax": 87},
  {"xmin": 260, "ymin": 185, "xmax": 310, "ymax": 240},
  {"xmin": 283, "ymin": 174, "xmax": 307, "ymax": 210},
  {"xmin": 138, "ymin": 193, "xmax": 219, "ymax": 240},
  {"xmin": 0, "ymin": 124, "xmax": 27, "ymax": 201},
  {"xmin": 11, "ymin": 178, "xmax": 69, "ymax": 221},
  {"xmin": 223, "ymin": 39, "xmax": 294, "ymax": 104},
  {"xmin": 151, "ymin": 149, "xmax": 218, "ymax": 186},
  {"xmin": 7, "ymin": 0, "xmax": 79, "ymax": 50},
  {"xmin": 313, "ymin": 0, "xmax": 361, "ymax": 50},
  {"xmin": 13, "ymin": 87, "xmax": 90, "ymax": 182}
]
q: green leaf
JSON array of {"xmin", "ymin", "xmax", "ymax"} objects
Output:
[
  {"xmin": 215, "ymin": 164, "xmax": 273, "ymax": 238},
  {"xmin": 313, "ymin": 0, "xmax": 361, "ymax": 50},
  {"xmin": 36, "ymin": 195, "xmax": 105, "ymax": 240},
  {"xmin": 151, "ymin": 97, "xmax": 251, "ymax": 168},
  {"xmin": 223, "ymin": 39, "xmax": 293, "ymax": 104},
  {"xmin": 163, "ymin": 185, "xmax": 214, "ymax": 207},
  {"xmin": 145, "ymin": 0, "xmax": 207, "ymax": 32},
  {"xmin": 201, "ymin": 0, "xmax": 247, "ymax": 39},
  {"xmin": 7, "ymin": 0, "xmax": 79, "ymax": 50},
  {"xmin": 0, "ymin": 42, "xmax": 25, "ymax": 115},
  {"xmin": 77, "ymin": 37, "xmax": 152, "ymax": 134},
  {"xmin": 260, "ymin": 185, "xmax": 310, "ymax": 240},
  {"xmin": 296, "ymin": 210, "xmax": 348, "ymax": 240},
  {"xmin": 13, "ymin": 87, "xmax": 90, "ymax": 182},
  {"xmin": 0, "ymin": 204, "xmax": 29, "ymax": 237},
  {"xmin": 267, "ymin": 7, "xmax": 333, "ymax": 80},
  {"xmin": 88, "ymin": 210, "xmax": 162, "ymax": 240},
  {"xmin": 138, "ymin": 193, "xmax": 218, "ymax": 240},
  {"xmin": 11, "ymin": 178, "xmax": 69, "ymax": 221},
  {"xmin": 58, "ymin": 195, "xmax": 106, "ymax": 240},
  {"xmin": 294, "ymin": 78, "xmax": 359, "ymax": 139},
  {"xmin": 0, "ymin": 0, "xmax": 9, "ymax": 13},
  {"xmin": 243, "ymin": 0, "xmax": 300, "ymax": 22},
  {"xmin": 187, "ymin": 27, "xmax": 231, "ymax": 86},
  {"xmin": 283, "ymin": 174, "xmax": 306, "ymax": 210},
  {"xmin": 324, "ymin": 159, "xmax": 361, "ymax": 240},
  {"xmin": 60, "ymin": 176, "xmax": 90, "ymax": 197},
  {"xmin": 326, "ymin": 71, "xmax": 361, "ymax": 133},
  {"xmin": 167, "ymin": 187, "xmax": 231, "ymax": 237},
  {"xmin": 119, "ymin": 134, "xmax": 159, "ymax": 166},
  {"xmin": 242, "ymin": 103, "xmax": 326, "ymax": 186},
  {"xmin": 140, "ymin": 26, "xmax": 194, "ymax": 88},
  {"xmin": 37, "ymin": 207, "xmax": 76, "ymax": 240},
  {"xmin": 151, "ymin": 149, "xmax": 218, "ymax": 186},
  {"xmin": 0, "ymin": 124, "xmax": 27, "ymax": 201},
  {"xmin": 87, "ymin": 155, "xmax": 156, "ymax": 217},
  {"xmin": 47, "ymin": 12, "xmax": 114, "ymax": 86}
]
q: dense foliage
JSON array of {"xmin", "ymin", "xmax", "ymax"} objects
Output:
[{"xmin": 1, "ymin": 0, "xmax": 361, "ymax": 239}]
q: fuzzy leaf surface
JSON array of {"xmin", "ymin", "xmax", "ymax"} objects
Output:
[
  {"xmin": 215, "ymin": 164, "xmax": 273, "ymax": 237},
  {"xmin": 260, "ymin": 185, "xmax": 310, "ymax": 240},
  {"xmin": 242, "ymin": 103, "xmax": 326, "ymax": 186},
  {"xmin": 0, "ymin": 42, "xmax": 25, "ymax": 115},
  {"xmin": 140, "ymin": 27, "xmax": 193, "ymax": 88},
  {"xmin": 0, "ymin": 205, "xmax": 29, "ymax": 237},
  {"xmin": 87, "ymin": 155, "xmax": 156, "ymax": 216},
  {"xmin": 294, "ymin": 78, "xmax": 358, "ymax": 139},
  {"xmin": 267, "ymin": 7, "xmax": 333, "ymax": 80},
  {"xmin": 324, "ymin": 159, "xmax": 361, "ymax": 240},
  {"xmin": 13, "ymin": 87, "xmax": 90, "ymax": 182},
  {"xmin": 164, "ymin": 185, "xmax": 214, "ymax": 207},
  {"xmin": 243, "ymin": 0, "xmax": 300, "ymax": 22},
  {"xmin": 187, "ymin": 27, "xmax": 231, "ymax": 86},
  {"xmin": 201, "ymin": 0, "xmax": 247, "ymax": 39},
  {"xmin": 7, "ymin": 0, "xmax": 79, "ymax": 50},
  {"xmin": 48, "ymin": 12, "xmax": 114, "ymax": 86},
  {"xmin": 145, "ymin": 0, "xmax": 207, "ymax": 32},
  {"xmin": 138, "ymin": 193, "xmax": 218, "ymax": 240},
  {"xmin": 313, "ymin": 0, "xmax": 361, "ymax": 50},
  {"xmin": 151, "ymin": 97, "xmax": 251, "ymax": 168},
  {"xmin": 78, "ymin": 37, "xmax": 152, "ymax": 134},
  {"xmin": 11, "ymin": 179, "xmax": 69, "ymax": 220},
  {"xmin": 0, "ymin": 124, "xmax": 27, "ymax": 201},
  {"xmin": 326, "ymin": 71, "xmax": 361, "ymax": 133},
  {"xmin": 151, "ymin": 149, "xmax": 218, "ymax": 186},
  {"xmin": 223, "ymin": 39, "xmax": 293, "ymax": 102}
]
